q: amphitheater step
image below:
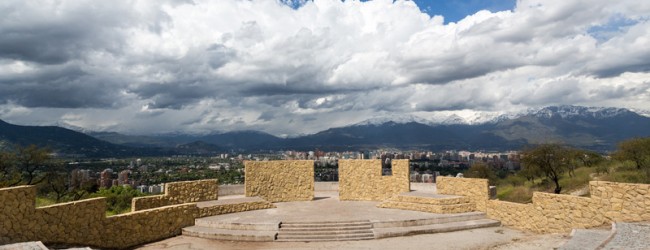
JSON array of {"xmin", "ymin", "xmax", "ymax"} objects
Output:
[
  {"xmin": 182, "ymin": 226, "xmax": 277, "ymax": 242},
  {"xmin": 372, "ymin": 211, "xmax": 488, "ymax": 228},
  {"xmin": 377, "ymin": 191, "xmax": 476, "ymax": 214},
  {"xmin": 374, "ymin": 218, "xmax": 501, "ymax": 239},
  {"xmin": 276, "ymin": 220, "xmax": 375, "ymax": 242},
  {"xmin": 558, "ymin": 228, "xmax": 612, "ymax": 250}
]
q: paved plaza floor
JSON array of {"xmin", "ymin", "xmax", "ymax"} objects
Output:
[
  {"xmin": 137, "ymin": 191, "xmax": 568, "ymax": 249},
  {"xmin": 198, "ymin": 191, "xmax": 475, "ymax": 224}
]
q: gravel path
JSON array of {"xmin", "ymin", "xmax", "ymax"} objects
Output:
[{"xmin": 603, "ymin": 222, "xmax": 650, "ymax": 250}]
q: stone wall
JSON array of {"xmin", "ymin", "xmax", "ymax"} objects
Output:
[
  {"xmin": 245, "ymin": 160, "xmax": 314, "ymax": 202},
  {"xmin": 485, "ymin": 181, "xmax": 650, "ymax": 233},
  {"xmin": 437, "ymin": 177, "xmax": 489, "ymax": 211},
  {"xmin": 0, "ymin": 180, "xmax": 274, "ymax": 249},
  {"xmin": 219, "ymin": 184, "xmax": 245, "ymax": 196},
  {"xmin": 590, "ymin": 181, "xmax": 650, "ymax": 222},
  {"xmin": 339, "ymin": 159, "xmax": 410, "ymax": 201},
  {"xmin": 132, "ymin": 179, "xmax": 218, "ymax": 211}
]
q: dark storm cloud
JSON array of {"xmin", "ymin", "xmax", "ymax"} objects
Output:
[
  {"xmin": 0, "ymin": 1, "xmax": 138, "ymax": 65},
  {"xmin": 0, "ymin": 64, "xmax": 125, "ymax": 108}
]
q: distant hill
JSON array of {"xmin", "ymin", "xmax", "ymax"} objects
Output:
[
  {"xmin": 0, "ymin": 119, "xmax": 139, "ymax": 157},
  {"xmin": 175, "ymin": 141, "xmax": 223, "ymax": 156},
  {"xmin": 3, "ymin": 105, "xmax": 649, "ymax": 155}
]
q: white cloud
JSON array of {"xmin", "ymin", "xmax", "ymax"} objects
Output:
[{"xmin": 0, "ymin": 0, "xmax": 649, "ymax": 135}]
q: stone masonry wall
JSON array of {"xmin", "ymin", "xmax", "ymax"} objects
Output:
[
  {"xmin": 485, "ymin": 181, "xmax": 650, "ymax": 233},
  {"xmin": 0, "ymin": 180, "xmax": 274, "ymax": 249},
  {"xmin": 590, "ymin": 181, "xmax": 650, "ymax": 222},
  {"xmin": 245, "ymin": 160, "xmax": 314, "ymax": 202},
  {"xmin": 437, "ymin": 177, "xmax": 489, "ymax": 211},
  {"xmin": 132, "ymin": 179, "xmax": 219, "ymax": 211},
  {"xmin": 339, "ymin": 159, "xmax": 410, "ymax": 201}
]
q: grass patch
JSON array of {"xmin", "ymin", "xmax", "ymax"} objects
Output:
[
  {"xmin": 496, "ymin": 184, "xmax": 533, "ymax": 203},
  {"xmin": 35, "ymin": 197, "xmax": 56, "ymax": 207}
]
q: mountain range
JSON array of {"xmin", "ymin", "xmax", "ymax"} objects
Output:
[{"xmin": 1, "ymin": 105, "xmax": 649, "ymax": 157}]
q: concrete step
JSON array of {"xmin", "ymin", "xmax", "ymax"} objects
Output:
[
  {"xmin": 559, "ymin": 228, "xmax": 612, "ymax": 250},
  {"xmin": 372, "ymin": 211, "xmax": 487, "ymax": 228},
  {"xmin": 280, "ymin": 224, "xmax": 372, "ymax": 231},
  {"xmin": 279, "ymin": 228, "xmax": 374, "ymax": 235},
  {"xmin": 275, "ymin": 236, "xmax": 375, "ymax": 242},
  {"xmin": 182, "ymin": 226, "xmax": 277, "ymax": 242},
  {"xmin": 378, "ymin": 201, "xmax": 475, "ymax": 214},
  {"xmin": 280, "ymin": 221, "xmax": 372, "ymax": 228},
  {"xmin": 374, "ymin": 219, "xmax": 501, "ymax": 239},
  {"xmin": 195, "ymin": 219, "xmax": 279, "ymax": 231},
  {"xmin": 390, "ymin": 192, "xmax": 471, "ymax": 205},
  {"xmin": 276, "ymin": 232, "xmax": 375, "ymax": 241}
]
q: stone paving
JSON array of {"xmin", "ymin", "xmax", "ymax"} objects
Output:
[{"xmin": 603, "ymin": 222, "xmax": 650, "ymax": 250}]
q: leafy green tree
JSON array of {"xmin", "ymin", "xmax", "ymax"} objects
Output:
[
  {"xmin": 613, "ymin": 137, "xmax": 650, "ymax": 178},
  {"xmin": 521, "ymin": 144, "xmax": 573, "ymax": 194},
  {"xmin": 613, "ymin": 137, "xmax": 650, "ymax": 170},
  {"xmin": 0, "ymin": 145, "xmax": 53, "ymax": 187},
  {"xmin": 0, "ymin": 151, "xmax": 20, "ymax": 187},
  {"xmin": 91, "ymin": 185, "xmax": 145, "ymax": 215},
  {"xmin": 566, "ymin": 149, "xmax": 604, "ymax": 177},
  {"xmin": 464, "ymin": 162, "xmax": 497, "ymax": 185},
  {"xmin": 16, "ymin": 145, "xmax": 52, "ymax": 185}
]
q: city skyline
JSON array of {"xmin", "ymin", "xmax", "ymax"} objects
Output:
[{"xmin": 1, "ymin": 0, "xmax": 649, "ymax": 136}]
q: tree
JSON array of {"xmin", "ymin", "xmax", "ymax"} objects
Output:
[
  {"xmin": 15, "ymin": 145, "xmax": 52, "ymax": 185},
  {"xmin": 464, "ymin": 162, "xmax": 497, "ymax": 185},
  {"xmin": 521, "ymin": 144, "xmax": 573, "ymax": 194},
  {"xmin": 613, "ymin": 137, "xmax": 650, "ymax": 170},
  {"xmin": 0, "ymin": 151, "xmax": 20, "ymax": 187},
  {"xmin": 91, "ymin": 185, "xmax": 145, "ymax": 214},
  {"xmin": 613, "ymin": 137, "xmax": 650, "ymax": 179},
  {"xmin": 567, "ymin": 149, "xmax": 604, "ymax": 177}
]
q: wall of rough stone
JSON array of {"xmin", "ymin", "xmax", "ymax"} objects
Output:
[
  {"xmin": 339, "ymin": 159, "xmax": 410, "ymax": 201},
  {"xmin": 219, "ymin": 184, "xmax": 245, "ymax": 196},
  {"xmin": 590, "ymin": 181, "xmax": 650, "ymax": 222},
  {"xmin": 132, "ymin": 179, "xmax": 219, "ymax": 211},
  {"xmin": 485, "ymin": 181, "xmax": 650, "ymax": 233},
  {"xmin": 437, "ymin": 177, "xmax": 490, "ymax": 211},
  {"xmin": 245, "ymin": 160, "xmax": 314, "ymax": 202},
  {"xmin": 0, "ymin": 180, "xmax": 274, "ymax": 249}
]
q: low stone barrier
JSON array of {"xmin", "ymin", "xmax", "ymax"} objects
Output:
[
  {"xmin": 486, "ymin": 181, "xmax": 650, "ymax": 233},
  {"xmin": 0, "ymin": 180, "xmax": 274, "ymax": 249},
  {"xmin": 219, "ymin": 184, "xmax": 245, "ymax": 196},
  {"xmin": 132, "ymin": 179, "xmax": 218, "ymax": 211},
  {"xmin": 437, "ymin": 177, "xmax": 489, "ymax": 211}
]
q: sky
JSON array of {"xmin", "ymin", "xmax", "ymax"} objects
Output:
[{"xmin": 0, "ymin": 0, "xmax": 649, "ymax": 136}]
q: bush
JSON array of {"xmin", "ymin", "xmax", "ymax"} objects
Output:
[
  {"xmin": 91, "ymin": 186, "xmax": 145, "ymax": 215},
  {"xmin": 496, "ymin": 185, "xmax": 533, "ymax": 203}
]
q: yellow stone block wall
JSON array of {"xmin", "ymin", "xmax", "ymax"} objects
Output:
[
  {"xmin": 590, "ymin": 181, "xmax": 650, "ymax": 222},
  {"xmin": 245, "ymin": 160, "xmax": 314, "ymax": 202},
  {"xmin": 339, "ymin": 159, "xmax": 410, "ymax": 201},
  {"xmin": 437, "ymin": 177, "xmax": 489, "ymax": 211},
  {"xmin": 486, "ymin": 181, "xmax": 650, "ymax": 233},
  {"xmin": 0, "ymin": 186, "xmax": 37, "ymax": 244},
  {"xmin": 486, "ymin": 200, "xmax": 541, "ymax": 232},
  {"xmin": 0, "ymin": 179, "xmax": 274, "ymax": 249},
  {"xmin": 132, "ymin": 179, "xmax": 219, "ymax": 211},
  {"xmin": 198, "ymin": 201, "xmax": 276, "ymax": 218}
]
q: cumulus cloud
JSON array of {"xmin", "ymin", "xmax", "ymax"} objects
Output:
[{"xmin": 0, "ymin": 0, "xmax": 649, "ymax": 135}]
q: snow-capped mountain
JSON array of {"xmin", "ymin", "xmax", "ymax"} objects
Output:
[
  {"xmin": 351, "ymin": 106, "xmax": 640, "ymax": 127},
  {"xmin": 525, "ymin": 105, "xmax": 632, "ymax": 119},
  {"xmin": 354, "ymin": 114, "xmax": 434, "ymax": 126}
]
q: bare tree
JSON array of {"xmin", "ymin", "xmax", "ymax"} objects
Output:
[{"xmin": 521, "ymin": 144, "xmax": 572, "ymax": 194}]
